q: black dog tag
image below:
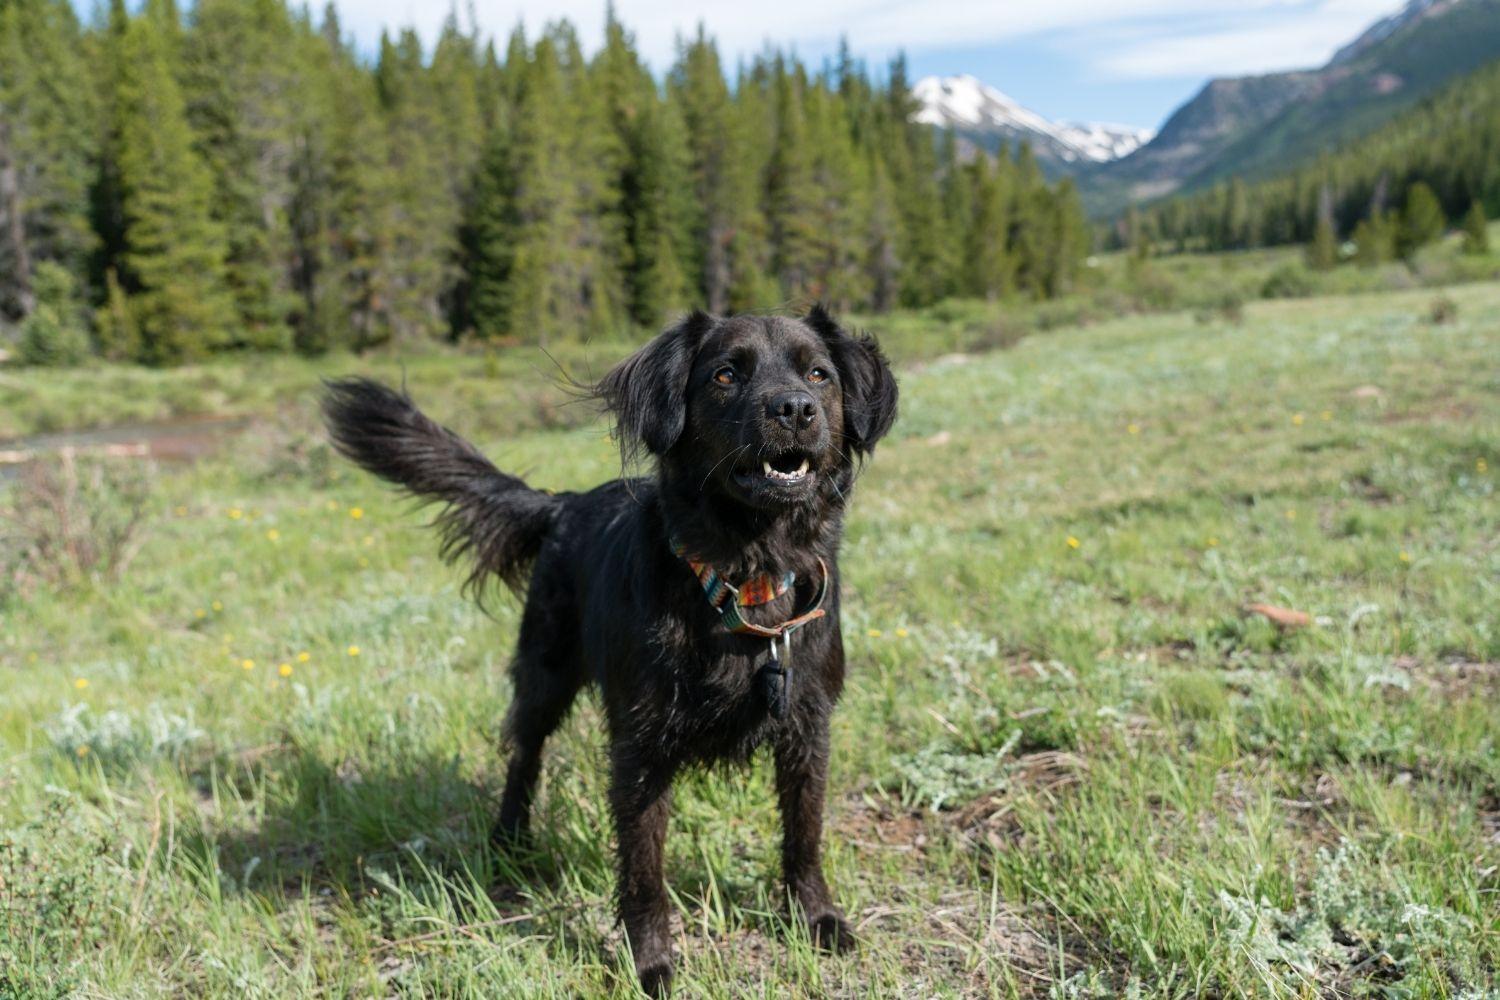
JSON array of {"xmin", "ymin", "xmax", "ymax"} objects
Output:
[{"xmin": 761, "ymin": 634, "xmax": 793, "ymax": 719}]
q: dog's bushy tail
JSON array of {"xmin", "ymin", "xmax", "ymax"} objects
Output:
[{"xmin": 321, "ymin": 377, "xmax": 559, "ymax": 596}]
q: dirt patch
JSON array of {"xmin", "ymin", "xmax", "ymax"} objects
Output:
[
  {"xmin": 952, "ymin": 752, "xmax": 1088, "ymax": 854},
  {"xmin": 838, "ymin": 796, "xmax": 930, "ymax": 858}
]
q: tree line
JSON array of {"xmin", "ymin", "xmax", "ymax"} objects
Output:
[
  {"xmin": 1119, "ymin": 58, "xmax": 1500, "ymax": 265},
  {"xmin": 0, "ymin": 0, "xmax": 1090, "ymax": 365}
]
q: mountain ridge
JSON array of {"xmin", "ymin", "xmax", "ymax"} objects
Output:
[
  {"xmin": 911, "ymin": 74, "xmax": 1153, "ymax": 170},
  {"xmin": 1080, "ymin": 0, "xmax": 1500, "ymax": 214}
]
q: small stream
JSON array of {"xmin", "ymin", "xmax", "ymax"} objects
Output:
[{"xmin": 0, "ymin": 415, "xmax": 248, "ymax": 479}]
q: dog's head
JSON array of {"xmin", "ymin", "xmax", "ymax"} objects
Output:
[{"xmin": 597, "ymin": 306, "xmax": 897, "ymax": 510}]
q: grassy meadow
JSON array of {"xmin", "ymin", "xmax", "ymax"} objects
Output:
[{"xmin": 2, "ymin": 276, "xmax": 1498, "ymax": 997}]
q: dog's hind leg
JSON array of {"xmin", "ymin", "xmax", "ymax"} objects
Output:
[{"xmin": 490, "ymin": 597, "xmax": 583, "ymax": 848}]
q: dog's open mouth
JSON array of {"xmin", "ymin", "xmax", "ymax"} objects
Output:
[{"xmin": 734, "ymin": 449, "xmax": 814, "ymax": 489}]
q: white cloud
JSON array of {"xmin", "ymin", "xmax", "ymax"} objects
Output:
[
  {"xmin": 328, "ymin": 0, "xmax": 1405, "ymax": 79},
  {"xmin": 1094, "ymin": 0, "xmax": 1402, "ymax": 78}
]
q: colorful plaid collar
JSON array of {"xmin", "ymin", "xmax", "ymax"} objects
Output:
[{"xmin": 671, "ymin": 537, "xmax": 828, "ymax": 639}]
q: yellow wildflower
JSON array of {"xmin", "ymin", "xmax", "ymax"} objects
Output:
[
  {"xmin": 76, "ymin": 745, "xmax": 89, "ymax": 758},
  {"xmin": 228, "ymin": 508, "xmax": 243, "ymax": 520},
  {"xmin": 1284, "ymin": 509, "xmax": 1297, "ymax": 520},
  {"xmin": 347, "ymin": 645, "xmax": 361, "ymax": 657},
  {"xmin": 349, "ymin": 507, "xmax": 365, "ymax": 520},
  {"xmin": 1291, "ymin": 413, "xmax": 1304, "ymax": 426},
  {"xmin": 279, "ymin": 663, "xmax": 293, "ymax": 677},
  {"xmin": 212, "ymin": 601, "xmax": 224, "ymax": 612},
  {"xmin": 1207, "ymin": 537, "xmax": 1219, "ymax": 548},
  {"xmin": 175, "ymin": 505, "xmax": 188, "ymax": 517},
  {"xmin": 895, "ymin": 628, "xmax": 910, "ymax": 638},
  {"xmin": 867, "ymin": 629, "xmax": 883, "ymax": 638},
  {"xmin": 266, "ymin": 529, "xmax": 280, "ymax": 542},
  {"xmin": 241, "ymin": 659, "xmax": 255, "ymax": 671},
  {"xmin": 194, "ymin": 608, "xmax": 207, "ymax": 619},
  {"xmin": 1399, "ymin": 551, "xmax": 1411, "ymax": 563},
  {"xmin": 1127, "ymin": 423, "xmax": 1141, "ymax": 435},
  {"xmin": 74, "ymin": 678, "xmax": 89, "ymax": 690},
  {"xmin": 297, "ymin": 651, "xmax": 310, "ymax": 663},
  {"xmin": 1066, "ymin": 536, "xmax": 1081, "ymax": 549},
  {"xmin": 1320, "ymin": 410, "xmax": 1333, "ymax": 421},
  {"xmin": 1479, "ymin": 458, "xmax": 1489, "ymax": 473}
]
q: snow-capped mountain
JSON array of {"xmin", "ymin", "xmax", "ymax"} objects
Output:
[{"xmin": 912, "ymin": 74, "xmax": 1153, "ymax": 166}]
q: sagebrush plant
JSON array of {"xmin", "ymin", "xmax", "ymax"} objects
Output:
[
  {"xmin": 0, "ymin": 801, "xmax": 126, "ymax": 1000},
  {"xmin": 2, "ymin": 278, "xmax": 1497, "ymax": 997},
  {"xmin": 0, "ymin": 452, "xmax": 151, "ymax": 595}
]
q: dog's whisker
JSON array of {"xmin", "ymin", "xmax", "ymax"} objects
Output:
[{"xmin": 699, "ymin": 443, "xmax": 753, "ymax": 492}]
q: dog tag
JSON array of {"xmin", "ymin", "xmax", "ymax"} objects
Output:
[{"xmin": 761, "ymin": 634, "xmax": 793, "ymax": 720}]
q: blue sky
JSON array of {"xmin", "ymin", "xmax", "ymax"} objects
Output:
[{"xmin": 105, "ymin": 0, "xmax": 1408, "ymax": 130}]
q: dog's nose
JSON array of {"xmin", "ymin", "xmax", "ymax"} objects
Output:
[{"xmin": 769, "ymin": 391, "xmax": 817, "ymax": 431}]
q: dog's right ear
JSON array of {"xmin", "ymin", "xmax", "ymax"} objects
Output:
[{"xmin": 596, "ymin": 311, "xmax": 715, "ymax": 459}]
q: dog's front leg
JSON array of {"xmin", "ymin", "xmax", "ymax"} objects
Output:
[
  {"xmin": 774, "ymin": 725, "xmax": 855, "ymax": 953},
  {"xmin": 610, "ymin": 754, "xmax": 676, "ymax": 995}
]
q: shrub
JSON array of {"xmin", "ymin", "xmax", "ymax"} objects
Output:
[
  {"xmin": 16, "ymin": 263, "xmax": 92, "ymax": 367},
  {"xmin": 1260, "ymin": 263, "xmax": 1315, "ymax": 299},
  {"xmin": 1397, "ymin": 182, "xmax": 1446, "ymax": 260},
  {"xmin": 0, "ymin": 452, "xmax": 152, "ymax": 596},
  {"xmin": 1428, "ymin": 296, "xmax": 1458, "ymax": 324},
  {"xmin": 1124, "ymin": 263, "xmax": 1181, "ymax": 311},
  {"xmin": 17, "ymin": 305, "xmax": 91, "ymax": 367},
  {"xmin": 1461, "ymin": 201, "xmax": 1489, "ymax": 255},
  {"xmin": 1194, "ymin": 288, "xmax": 1246, "ymax": 325},
  {"xmin": 0, "ymin": 801, "xmax": 125, "ymax": 999}
]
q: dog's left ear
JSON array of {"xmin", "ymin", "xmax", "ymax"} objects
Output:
[
  {"xmin": 806, "ymin": 304, "xmax": 898, "ymax": 456},
  {"xmin": 596, "ymin": 310, "xmax": 715, "ymax": 459}
]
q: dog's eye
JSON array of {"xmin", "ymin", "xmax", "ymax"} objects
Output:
[
  {"xmin": 713, "ymin": 366, "xmax": 736, "ymax": 386},
  {"xmin": 807, "ymin": 367, "xmax": 830, "ymax": 384}
]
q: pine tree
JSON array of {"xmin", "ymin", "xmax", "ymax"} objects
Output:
[
  {"xmin": 804, "ymin": 82, "xmax": 869, "ymax": 312},
  {"xmin": 962, "ymin": 156, "xmax": 1012, "ymax": 299},
  {"xmin": 467, "ymin": 118, "xmax": 518, "ymax": 341},
  {"xmin": 184, "ymin": 0, "xmax": 302, "ymax": 351},
  {"xmin": 376, "ymin": 28, "xmax": 459, "ymax": 340},
  {"xmin": 1461, "ymin": 200, "xmax": 1489, "ymax": 254},
  {"xmin": 594, "ymin": 9, "xmax": 689, "ymax": 328},
  {"xmin": 883, "ymin": 54, "xmax": 949, "ymax": 306},
  {"xmin": 864, "ymin": 156, "xmax": 900, "ymax": 313},
  {"xmin": 290, "ymin": 3, "xmax": 403, "ymax": 352},
  {"xmin": 0, "ymin": 0, "xmax": 96, "ymax": 317},
  {"xmin": 1398, "ymin": 181, "xmax": 1446, "ymax": 260},
  {"xmin": 764, "ymin": 60, "xmax": 819, "ymax": 300},
  {"xmin": 479, "ymin": 27, "xmax": 625, "ymax": 344},
  {"xmin": 1305, "ymin": 183, "xmax": 1338, "ymax": 270},
  {"xmin": 428, "ymin": 11, "xmax": 486, "ymax": 332},
  {"xmin": 108, "ymin": 0, "xmax": 236, "ymax": 362},
  {"xmin": 1352, "ymin": 212, "xmax": 1395, "ymax": 267},
  {"xmin": 670, "ymin": 30, "xmax": 760, "ymax": 313}
]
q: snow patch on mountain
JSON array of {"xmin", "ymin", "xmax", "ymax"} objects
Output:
[{"xmin": 912, "ymin": 75, "xmax": 1153, "ymax": 164}]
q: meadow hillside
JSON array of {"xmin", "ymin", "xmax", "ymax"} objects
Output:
[{"xmin": 2, "ymin": 281, "xmax": 1497, "ymax": 997}]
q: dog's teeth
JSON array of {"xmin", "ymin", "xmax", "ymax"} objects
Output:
[
  {"xmin": 763, "ymin": 461, "xmax": 774, "ymax": 476},
  {"xmin": 796, "ymin": 459, "xmax": 809, "ymax": 475}
]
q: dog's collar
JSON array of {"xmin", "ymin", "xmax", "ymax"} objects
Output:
[{"xmin": 670, "ymin": 536, "xmax": 828, "ymax": 639}]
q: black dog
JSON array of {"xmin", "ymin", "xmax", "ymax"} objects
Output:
[{"xmin": 322, "ymin": 307, "xmax": 896, "ymax": 993}]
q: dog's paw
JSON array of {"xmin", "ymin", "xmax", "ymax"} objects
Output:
[
  {"xmin": 636, "ymin": 960, "xmax": 674, "ymax": 997},
  {"xmin": 807, "ymin": 909, "xmax": 857, "ymax": 954},
  {"xmin": 488, "ymin": 818, "xmax": 531, "ymax": 853}
]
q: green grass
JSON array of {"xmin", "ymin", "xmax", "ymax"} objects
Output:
[{"xmin": 3, "ymin": 280, "xmax": 1498, "ymax": 997}]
